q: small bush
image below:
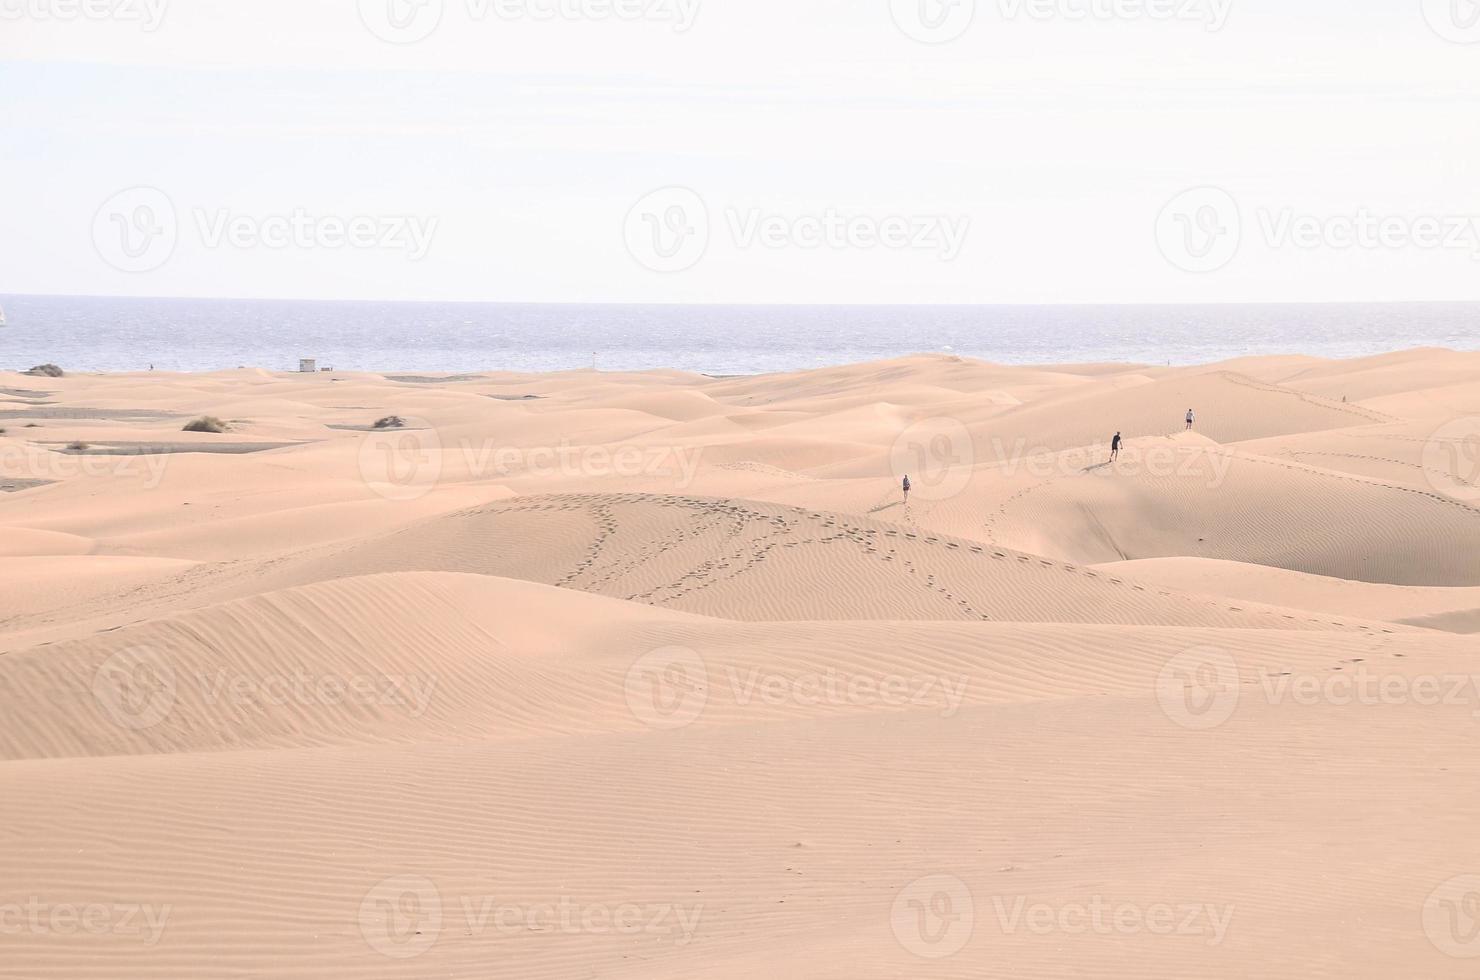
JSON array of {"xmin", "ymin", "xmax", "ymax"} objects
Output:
[
  {"xmin": 0, "ymin": 427, "xmax": 7, "ymax": 436},
  {"xmin": 66, "ymin": 440, "xmax": 89, "ymax": 452},
  {"xmin": 183, "ymin": 416, "xmax": 228, "ymax": 433},
  {"xmin": 373, "ymin": 415, "xmax": 406, "ymax": 429},
  {"xmin": 25, "ymin": 364, "xmax": 64, "ymax": 378}
]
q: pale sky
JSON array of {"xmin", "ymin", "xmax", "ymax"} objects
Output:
[{"xmin": 3, "ymin": 0, "xmax": 1479, "ymax": 303}]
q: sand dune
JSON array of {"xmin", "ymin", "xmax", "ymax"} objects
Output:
[
  {"xmin": 954, "ymin": 369, "xmax": 1393, "ymax": 450},
  {"xmin": 4, "ymin": 350, "xmax": 1480, "ymax": 979},
  {"xmin": 1274, "ymin": 348, "xmax": 1480, "ymax": 403},
  {"xmin": 965, "ymin": 443, "xmax": 1480, "ymax": 585},
  {"xmin": 1098, "ymin": 557, "xmax": 1480, "ymax": 632},
  {"xmin": 5, "ymin": 569, "xmax": 1452, "ymax": 763},
  {"xmin": 2, "ymin": 493, "xmax": 1410, "ymax": 644},
  {"xmin": 232, "ymin": 493, "xmax": 1417, "ymax": 629},
  {"xmin": 1235, "ymin": 421, "xmax": 1456, "ymax": 488}
]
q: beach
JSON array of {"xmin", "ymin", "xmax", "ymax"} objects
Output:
[{"xmin": 3, "ymin": 347, "xmax": 1480, "ymax": 977}]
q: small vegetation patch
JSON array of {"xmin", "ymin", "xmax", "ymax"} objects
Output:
[
  {"xmin": 66, "ymin": 440, "xmax": 89, "ymax": 451},
  {"xmin": 373, "ymin": 415, "xmax": 407, "ymax": 429},
  {"xmin": 25, "ymin": 364, "xmax": 64, "ymax": 378},
  {"xmin": 183, "ymin": 416, "xmax": 229, "ymax": 433}
]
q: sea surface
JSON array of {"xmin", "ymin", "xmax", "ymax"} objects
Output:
[{"xmin": 2, "ymin": 296, "xmax": 1477, "ymax": 375}]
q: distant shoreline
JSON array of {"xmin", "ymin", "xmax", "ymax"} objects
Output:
[
  {"xmin": 5, "ymin": 345, "xmax": 1476, "ymax": 382},
  {"xmin": 4, "ymin": 295, "xmax": 1478, "ymax": 375}
]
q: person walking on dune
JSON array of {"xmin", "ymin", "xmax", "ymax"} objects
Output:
[
  {"xmin": 902, "ymin": 474, "xmax": 911, "ymax": 504},
  {"xmin": 1185, "ymin": 408, "xmax": 1195, "ymax": 431},
  {"xmin": 1110, "ymin": 431, "xmax": 1122, "ymax": 462}
]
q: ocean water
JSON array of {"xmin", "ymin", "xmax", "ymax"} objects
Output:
[{"xmin": 2, "ymin": 295, "xmax": 1477, "ymax": 375}]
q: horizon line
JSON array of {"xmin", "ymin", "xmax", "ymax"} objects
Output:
[{"xmin": 6, "ymin": 294, "xmax": 1480, "ymax": 308}]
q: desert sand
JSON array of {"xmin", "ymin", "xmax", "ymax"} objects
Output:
[{"xmin": 3, "ymin": 348, "xmax": 1479, "ymax": 978}]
